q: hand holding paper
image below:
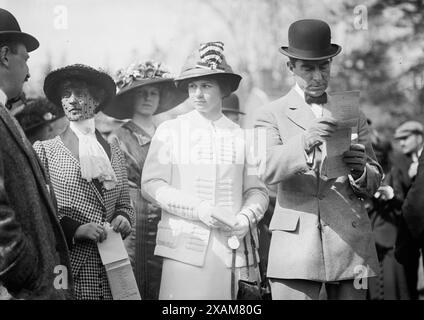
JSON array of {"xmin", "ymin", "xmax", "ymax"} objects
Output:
[
  {"xmin": 303, "ymin": 116, "xmax": 338, "ymax": 153},
  {"xmin": 111, "ymin": 215, "xmax": 131, "ymax": 239},
  {"xmin": 343, "ymin": 143, "xmax": 366, "ymax": 179}
]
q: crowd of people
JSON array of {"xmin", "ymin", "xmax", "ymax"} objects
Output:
[{"xmin": 1, "ymin": 8, "xmax": 424, "ymax": 300}]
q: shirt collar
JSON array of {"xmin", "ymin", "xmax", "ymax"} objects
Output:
[
  {"xmin": 0, "ymin": 89, "xmax": 7, "ymax": 106},
  {"xmin": 189, "ymin": 109, "xmax": 237, "ymax": 129},
  {"xmin": 294, "ymin": 82, "xmax": 304, "ymax": 98}
]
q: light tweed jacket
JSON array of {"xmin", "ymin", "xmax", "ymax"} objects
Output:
[
  {"xmin": 142, "ymin": 110, "xmax": 269, "ymax": 268},
  {"xmin": 254, "ymin": 88, "xmax": 382, "ymax": 282}
]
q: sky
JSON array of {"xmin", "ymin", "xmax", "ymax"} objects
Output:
[{"xmin": 2, "ymin": 0, "xmax": 232, "ymax": 96}]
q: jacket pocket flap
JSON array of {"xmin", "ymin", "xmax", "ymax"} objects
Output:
[{"xmin": 269, "ymin": 209, "xmax": 300, "ymax": 232}]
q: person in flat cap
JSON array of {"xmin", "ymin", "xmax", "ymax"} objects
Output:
[
  {"xmin": 391, "ymin": 120, "xmax": 424, "ymax": 299},
  {"xmin": 254, "ymin": 19, "xmax": 382, "ymax": 300},
  {"xmin": 105, "ymin": 60, "xmax": 186, "ymax": 300},
  {"xmin": 33, "ymin": 64, "xmax": 135, "ymax": 300},
  {"xmin": 142, "ymin": 42, "xmax": 268, "ymax": 300},
  {"xmin": 0, "ymin": 8, "xmax": 73, "ymax": 299},
  {"xmin": 397, "ymin": 120, "xmax": 424, "ymax": 300},
  {"xmin": 222, "ymin": 93, "xmax": 245, "ymax": 125}
]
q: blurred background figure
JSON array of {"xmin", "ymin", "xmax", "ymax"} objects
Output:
[
  {"xmin": 221, "ymin": 93, "xmax": 245, "ymax": 125},
  {"xmin": 392, "ymin": 121, "xmax": 424, "ymax": 300},
  {"xmin": 15, "ymin": 97, "xmax": 67, "ymax": 143},
  {"xmin": 105, "ymin": 61, "xmax": 186, "ymax": 300},
  {"xmin": 365, "ymin": 121, "xmax": 411, "ymax": 300}
]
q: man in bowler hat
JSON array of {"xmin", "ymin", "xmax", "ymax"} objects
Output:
[
  {"xmin": 254, "ymin": 19, "xmax": 382, "ymax": 299},
  {"xmin": 0, "ymin": 8, "xmax": 72, "ymax": 299}
]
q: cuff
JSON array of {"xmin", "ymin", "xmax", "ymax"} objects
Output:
[
  {"xmin": 348, "ymin": 166, "xmax": 367, "ymax": 187},
  {"xmin": 238, "ymin": 208, "xmax": 256, "ymax": 225},
  {"xmin": 113, "ymin": 212, "xmax": 132, "ymax": 227},
  {"xmin": 60, "ymin": 217, "xmax": 82, "ymax": 250}
]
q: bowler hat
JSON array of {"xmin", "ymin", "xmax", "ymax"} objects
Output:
[
  {"xmin": 280, "ymin": 19, "xmax": 341, "ymax": 60},
  {"xmin": 222, "ymin": 93, "xmax": 245, "ymax": 115},
  {"xmin": 394, "ymin": 121, "xmax": 424, "ymax": 139},
  {"xmin": 103, "ymin": 61, "xmax": 187, "ymax": 119},
  {"xmin": 44, "ymin": 64, "xmax": 116, "ymax": 112},
  {"xmin": 175, "ymin": 41, "xmax": 242, "ymax": 93},
  {"xmin": 0, "ymin": 8, "xmax": 39, "ymax": 52}
]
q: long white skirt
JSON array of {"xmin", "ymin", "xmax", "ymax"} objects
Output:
[{"xmin": 159, "ymin": 230, "xmax": 256, "ymax": 300}]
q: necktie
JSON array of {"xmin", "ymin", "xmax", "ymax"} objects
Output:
[{"xmin": 305, "ymin": 92, "xmax": 327, "ymax": 105}]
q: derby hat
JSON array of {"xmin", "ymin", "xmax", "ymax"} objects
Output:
[
  {"xmin": 175, "ymin": 41, "xmax": 242, "ymax": 93},
  {"xmin": 280, "ymin": 19, "xmax": 341, "ymax": 60},
  {"xmin": 102, "ymin": 61, "xmax": 187, "ymax": 119},
  {"xmin": 394, "ymin": 121, "xmax": 424, "ymax": 139},
  {"xmin": 103, "ymin": 61, "xmax": 188, "ymax": 119},
  {"xmin": 222, "ymin": 93, "xmax": 245, "ymax": 115},
  {"xmin": 0, "ymin": 8, "xmax": 39, "ymax": 52},
  {"xmin": 44, "ymin": 64, "xmax": 116, "ymax": 112}
]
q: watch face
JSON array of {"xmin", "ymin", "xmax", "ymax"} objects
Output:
[{"xmin": 227, "ymin": 236, "xmax": 240, "ymax": 249}]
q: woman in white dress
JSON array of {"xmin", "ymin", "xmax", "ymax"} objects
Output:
[{"xmin": 141, "ymin": 42, "xmax": 269, "ymax": 300}]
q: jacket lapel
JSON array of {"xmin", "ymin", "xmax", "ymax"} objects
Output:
[
  {"xmin": 60, "ymin": 125, "xmax": 106, "ymax": 207},
  {"xmin": 0, "ymin": 104, "xmax": 58, "ymax": 217},
  {"xmin": 284, "ymin": 88, "xmax": 317, "ymax": 131}
]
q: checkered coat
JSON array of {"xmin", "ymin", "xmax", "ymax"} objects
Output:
[{"xmin": 34, "ymin": 134, "xmax": 134, "ymax": 300}]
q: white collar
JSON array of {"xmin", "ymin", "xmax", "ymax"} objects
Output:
[
  {"xmin": 294, "ymin": 82, "xmax": 305, "ymax": 99},
  {"xmin": 184, "ymin": 109, "xmax": 238, "ymax": 130},
  {"xmin": 0, "ymin": 89, "xmax": 7, "ymax": 106}
]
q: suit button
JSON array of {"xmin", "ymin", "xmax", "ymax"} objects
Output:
[{"xmin": 352, "ymin": 221, "xmax": 357, "ymax": 228}]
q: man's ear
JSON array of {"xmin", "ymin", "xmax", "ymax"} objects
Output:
[
  {"xmin": 0, "ymin": 46, "xmax": 10, "ymax": 67},
  {"xmin": 286, "ymin": 61, "xmax": 294, "ymax": 75}
]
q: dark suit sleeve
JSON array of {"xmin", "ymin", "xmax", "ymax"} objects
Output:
[
  {"xmin": 402, "ymin": 151, "xmax": 424, "ymax": 244},
  {"xmin": 0, "ymin": 151, "xmax": 39, "ymax": 292}
]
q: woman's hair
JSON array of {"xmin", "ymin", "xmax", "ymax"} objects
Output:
[
  {"xmin": 180, "ymin": 74, "xmax": 232, "ymax": 98},
  {"xmin": 59, "ymin": 78, "xmax": 106, "ymax": 112}
]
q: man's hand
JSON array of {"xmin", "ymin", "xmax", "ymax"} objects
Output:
[
  {"xmin": 303, "ymin": 116, "xmax": 338, "ymax": 152},
  {"xmin": 343, "ymin": 143, "xmax": 367, "ymax": 179},
  {"xmin": 111, "ymin": 215, "xmax": 131, "ymax": 238},
  {"xmin": 74, "ymin": 222, "xmax": 107, "ymax": 242}
]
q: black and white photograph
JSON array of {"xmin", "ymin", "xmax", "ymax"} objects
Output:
[{"xmin": 1, "ymin": 0, "xmax": 424, "ymax": 306}]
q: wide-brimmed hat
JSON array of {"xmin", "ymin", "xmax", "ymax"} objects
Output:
[
  {"xmin": 15, "ymin": 97, "xmax": 64, "ymax": 133},
  {"xmin": 222, "ymin": 93, "xmax": 245, "ymax": 115},
  {"xmin": 175, "ymin": 41, "xmax": 242, "ymax": 93},
  {"xmin": 0, "ymin": 8, "xmax": 39, "ymax": 52},
  {"xmin": 279, "ymin": 19, "xmax": 341, "ymax": 61},
  {"xmin": 43, "ymin": 64, "xmax": 116, "ymax": 112},
  {"xmin": 102, "ymin": 61, "xmax": 187, "ymax": 119},
  {"xmin": 394, "ymin": 121, "xmax": 424, "ymax": 139}
]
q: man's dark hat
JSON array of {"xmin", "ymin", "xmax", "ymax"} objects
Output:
[
  {"xmin": 280, "ymin": 19, "xmax": 341, "ymax": 60},
  {"xmin": 222, "ymin": 93, "xmax": 245, "ymax": 115},
  {"xmin": 43, "ymin": 64, "xmax": 116, "ymax": 112},
  {"xmin": 175, "ymin": 41, "xmax": 242, "ymax": 93},
  {"xmin": 0, "ymin": 8, "xmax": 39, "ymax": 52}
]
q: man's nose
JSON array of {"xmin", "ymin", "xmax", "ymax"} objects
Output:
[
  {"xmin": 24, "ymin": 73, "xmax": 30, "ymax": 82},
  {"xmin": 312, "ymin": 68, "xmax": 323, "ymax": 81}
]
